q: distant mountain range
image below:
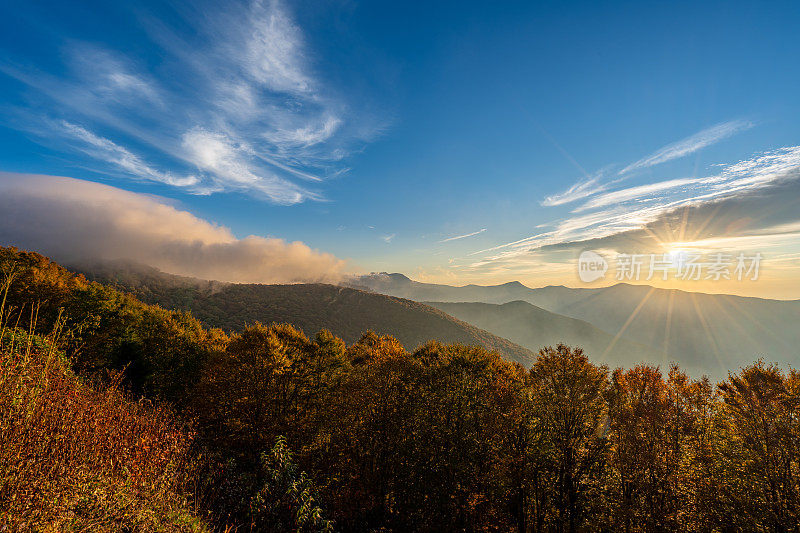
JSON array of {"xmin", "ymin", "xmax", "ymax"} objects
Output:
[
  {"xmin": 350, "ymin": 273, "xmax": 800, "ymax": 379},
  {"xmin": 77, "ymin": 262, "xmax": 535, "ymax": 366},
  {"xmin": 78, "ymin": 263, "xmax": 800, "ymax": 378},
  {"xmin": 425, "ymin": 300, "xmax": 669, "ymax": 372}
]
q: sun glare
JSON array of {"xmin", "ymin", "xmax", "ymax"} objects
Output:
[{"xmin": 661, "ymin": 244, "xmax": 696, "ymax": 270}]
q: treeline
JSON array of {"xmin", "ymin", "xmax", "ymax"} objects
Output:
[{"xmin": 1, "ymin": 246, "xmax": 800, "ymax": 532}]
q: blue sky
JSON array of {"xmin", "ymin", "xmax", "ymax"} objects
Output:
[{"xmin": 1, "ymin": 0, "xmax": 800, "ymax": 296}]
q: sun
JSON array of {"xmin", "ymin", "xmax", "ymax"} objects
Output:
[{"xmin": 661, "ymin": 245, "xmax": 693, "ymax": 270}]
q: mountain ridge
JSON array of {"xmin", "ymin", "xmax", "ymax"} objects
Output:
[
  {"xmin": 351, "ymin": 273, "xmax": 800, "ymax": 379},
  {"xmin": 77, "ymin": 263, "xmax": 536, "ymax": 366},
  {"xmin": 425, "ymin": 299, "xmax": 674, "ymax": 374}
]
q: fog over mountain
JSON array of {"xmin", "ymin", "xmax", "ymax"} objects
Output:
[{"xmin": 0, "ymin": 173, "xmax": 346, "ymax": 284}]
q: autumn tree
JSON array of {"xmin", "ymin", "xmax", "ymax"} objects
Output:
[
  {"xmin": 605, "ymin": 364, "xmax": 712, "ymax": 531},
  {"xmin": 528, "ymin": 344, "xmax": 609, "ymax": 533},
  {"xmin": 312, "ymin": 332, "xmax": 419, "ymax": 530},
  {"xmin": 714, "ymin": 363, "xmax": 800, "ymax": 532}
]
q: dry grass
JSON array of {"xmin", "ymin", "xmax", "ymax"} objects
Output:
[{"xmin": 0, "ymin": 272, "xmax": 211, "ymax": 532}]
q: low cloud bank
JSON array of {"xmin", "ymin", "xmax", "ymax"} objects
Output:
[{"xmin": 0, "ymin": 173, "xmax": 346, "ymax": 283}]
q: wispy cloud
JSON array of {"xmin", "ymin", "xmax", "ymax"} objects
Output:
[
  {"xmin": 438, "ymin": 228, "xmax": 487, "ymax": 243},
  {"xmin": 573, "ymin": 177, "xmax": 704, "ymax": 212},
  {"xmin": 60, "ymin": 121, "xmax": 198, "ymax": 187},
  {"xmin": 181, "ymin": 128, "xmax": 315, "ymax": 202},
  {"xmin": 264, "ymin": 115, "xmax": 343, "ymax": 148},
  {"xmin": 0, "ymin": 0, "xmax": 378, "ymax": 204},
  {"xmin": 67, "ymin": 44, "xmax": 164, "ymax": 106},
  {"xmin": 242, "ymin": 0, "xmax": 312, "ymax": 94},
  {"xmin": 541, "ymin": 176, "xmax": 605, "ymax": 207},
  {"xmin": 541, "ymin": 120, "xmax": 754, "ymax": 208},
  {"xmin": 619, "ymin": 120, "xmax": 754, "ymax": 175},
  {"xmin": 466, "ymin": 146, "xmax": 800, "ymax": 274}
]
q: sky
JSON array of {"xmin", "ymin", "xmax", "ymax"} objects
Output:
[{"xmin": 1, "ymin": 0, "xmax": 799, "ymax": 298}]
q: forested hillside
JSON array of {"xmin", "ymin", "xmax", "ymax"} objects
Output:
[
  {"xmin": 3, "ymin": 246, "xmax": 800, "ymax": 531},
  {"xmin": 79, "ymin": 262, "xmax": 535, "ymax": 366}
]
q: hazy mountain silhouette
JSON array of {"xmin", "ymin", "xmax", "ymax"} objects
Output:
[
  {"xmin": 351, "ymin": 274, "xmax": 800, "ymax": 378},
  {"xmin": 348, "ymin": 273, "xmax": 538, "ymax": 304},
  {"xmin": 426, "ymin": 300, "xmax": 671, "ymax": 373}
]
